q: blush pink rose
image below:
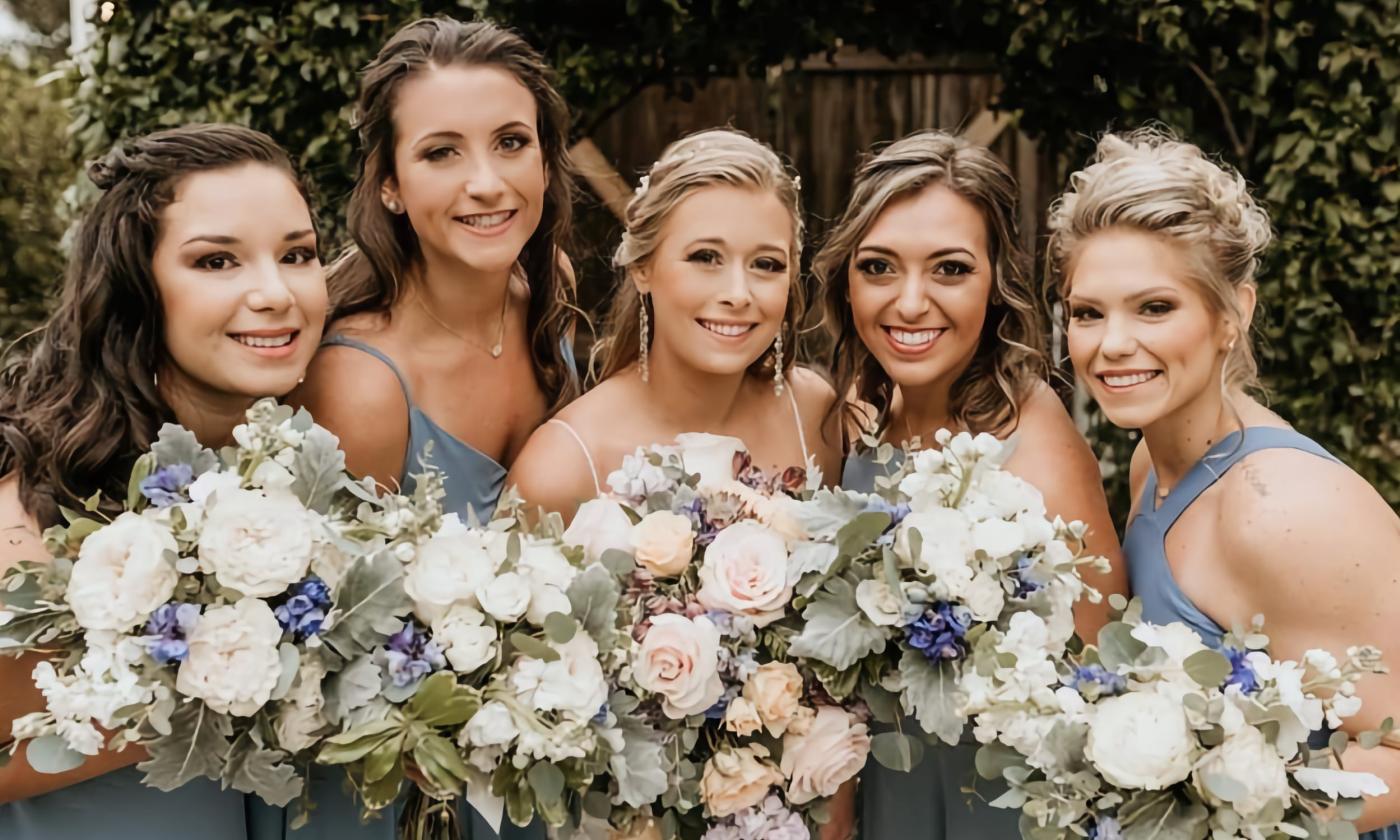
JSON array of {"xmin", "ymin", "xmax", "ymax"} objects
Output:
[
  {"xmin": 633, "ymin": 613, "xmax": 723, "ymax": 718},
  {"xmin": 696, "ymin": 521, "xmax": 791, "ymax": 627}
]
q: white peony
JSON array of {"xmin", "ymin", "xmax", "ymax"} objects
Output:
[
  {"xmin": 675, "ymin": 433, "xmax": 746, "ymax": 489},
  {"xmin": 432, "ymin": 605, "xmax": 498, "ymax": 673},
  {"xmin": 67, "ymin": 512, "xmax": 179, "ymax": 631},
  {"xmin": 1085, "ymin": 691, "xmax": 1196, "ymax": 790},
  {"xmin": 477, "ymin": 571, "xmax": 532, "ymax": 623},
  {"xmin": 563, "ymin": 499, "xmax": 634, "ymax": 563},
  {"xmin": 403, "ymin": 529, "xmax": 501, "ymax": 622},
  {"xmin": 854, "ymin": 579, "xmax": 904, "ymax": 626},
  {"xmin": 1194, "ymin": 725, "xmax": 1290, "ymax": 817},
  {"xmin": 198, "ymin": 489, "xmax": 316, "ymax": 598},
  {"xmin": 176, "ymin": 598, "xmax": 284, "ymax": 716},
  {"xmin": 970, "ymin": 517, "xmax": 1026, "ymax": 559},
  {"xmin": 511, "ymin": 632, "xmax": 608, "ymax": 720}
]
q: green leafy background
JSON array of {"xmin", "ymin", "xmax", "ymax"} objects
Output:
[{"xmin": 1, "ymin": 0, "xmax": 1394, "ymax": 511}]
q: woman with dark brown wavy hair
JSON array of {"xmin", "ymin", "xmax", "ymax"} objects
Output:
[
  {"xmin": 0, "ymin": 124, "xmax": 327, "ymax": 839},
  {"xmin": 814, "ymin": 129, "xmax": 1126, "ymax": 840},
  {"xmin": 290, "ymin": 16, "xmax": 581, "ymax": 528}
]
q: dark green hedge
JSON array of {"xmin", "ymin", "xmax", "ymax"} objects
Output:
[{"xmin": 3, "ymin": 0, "xmax": 1393, "ymax": 506}]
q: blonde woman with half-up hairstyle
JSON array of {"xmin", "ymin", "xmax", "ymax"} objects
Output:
[
  {"xmin": 509, "ymin": 127, "xmax": 842, "ymax": 525},
  {"xmin": 815, "ymin": 130, "xmax": 1126, "ymax": 840},
  {"xmin": 1054, "ymin": 128, "xmax": 1400, "ymax": 837}
]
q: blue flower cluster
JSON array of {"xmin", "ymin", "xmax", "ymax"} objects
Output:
[
  {"xmin": 1089, "ymin": 815, "xmax": 1123, "ymax": 840},
  {"xmin": 1011, "ymin": 553, "xmax": 1044, "ymax": 599},
  {"xmin": 274, "ymin": 576, "xmax": 332, "ymax": 641},
  {"xmin": 1068, "ymin": 663, "xmax": 1127, "ymax": 697},
  {"xmin": 141, "ymin": 602, "xmax": 201, "ymax": 664},
  {"xmin": 903, "ymin": 602, "xmax": 972, "ymax": 663},
  {"xmin": 138, "ymin": 463, "xmax": 194, "ymax": 508},
  {"xmin": 384, "ymin": 620, "xmax": 446, "ymax": 688},
  {"xmin": 1222, "ymin": 646, "xmax": 1260, "ymax": 694}
]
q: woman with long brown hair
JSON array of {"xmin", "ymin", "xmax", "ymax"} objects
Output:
[
  {"xmin": 0, "ymin": 124, "xmax": 327, "ymax": 839},
  {"xmin": 815, "ymin": 130, "xmax": 1126, "ymax": 840}
]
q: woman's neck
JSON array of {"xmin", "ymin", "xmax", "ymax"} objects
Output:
[
  {"xmin": 412, "ymin": 249, "xmax": 516, "ymax": 335},
  {"xmin": 642, "ymin": 345, "xmax": 758, "ymax": 433},
  {"xmin": 886, "ymin": 379, "xmax": 955, "ymax": 448},
  {"xmin": 1140, "ymin": 388, "xmax": 1249, "ymax": 493},
  {"xmin": 158, "ymin": 370, "xmax": 256, "ymax": 449}
]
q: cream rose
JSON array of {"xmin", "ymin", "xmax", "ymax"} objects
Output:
[
  {"xmin": 564, "ymin": 499, "xmax": 634, "ymax": 563},
  {"xmin": 432, "ymin": 605, "xmax": 498, "ymax": 673},
  {"xmin": 696, "ymin": 522, "xmax": 791, "ymax": 627},
  {"xmin": 743, "ymin": 662, "xmax": 804, "ymax": 736},
  {"xmin": 723, "ymin": 696, "xmax": 763, "ymax": 736},
  {"xmin": 675, "ymin": 433, "xmax": 746, "ymax": 489},
  {"xmin": 465, "ymin": 699, "xmax": 518, "ymax": 748},
  {"xmin": 894, "ymin": 509, "xmax": 975, "ymax": 599},
  {"xmin": 477, "ymin": 571, "xmax": 532, "ymax": 623},
  {"xmin": 403, "ymin": 530, "xmax": 501, "ymax": 622},
  {"xmin": 631, "ymin": 511, "xmax": 695, "ymax": 577},
  {"xmin": 198, "ymin": 489, "xmax": 315, "ymax": 598},
  {"xmin": 780, "ymin": 706, "xmax": 871, "ymax": 804},
  {"xmin": 1195, "ymin": 725, "xmax": 1290, "ymax": 817},
  {"xmin": 633, "ymin": 614, "xmax": 723, "ymax": 718},
  {"xmin": 700, "ymin": 744, "xmax": 784, "ymax": 818},
  {"xmin": 176, "ymin": 598, "xmax": 284, "ymax": 716},
  {"xmin": 67, "ymin": 512, "xmax": 179, "ymax": 631},
  {"xmin": 1085, "ymin": 692, "xmax": 1196, "ymax": 790}
]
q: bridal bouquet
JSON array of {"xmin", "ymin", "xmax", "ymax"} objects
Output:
[
  {"xmin": 0, "ymin": 399, "xmax": 442, "ymax": 809},
  {"xmin": 316, "ymin": 495, "xmax": 616, "ymax": 836},
  {"xmin": 784, "ymin": 430, "xmax": 1106, "ymax": 770},
  {"xmin": 972, "ymin": 596, "xmax": 1391, "ymax": 839},
  {"xmin": 557, "ymin": 435, "xmax": 870, "ymax": 840}
]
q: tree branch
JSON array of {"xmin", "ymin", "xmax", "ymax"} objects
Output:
[{"xmin": 1187, "ymin": 59, "xmax": 1248, "ymax": 164}]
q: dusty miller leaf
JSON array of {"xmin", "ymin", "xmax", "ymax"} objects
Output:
[
  {"xmin": 291, "ymin": 425, "xmax": 348, "ymax": 513},
  {"xmin": 321, "ymin": 555, "xmax": 411, "ymax": 659},
  {"xmin": 150, "ymin": 423, "xmax": 219, "ymax": 474},
  {"xmin": 137, "ymin": 700, "xmax": 233, "ymax": 790},
  {"xmin": 225, "ymin": 731, "xmax": 304, "ymax": 807},
  {"xmin": 896, "ymin": 648, "xmax": 965, "ymax": 746},
  {"xmin": 321, "ymin": 655, "xmax": 381, "ymax": 725},
  {"xmin": 788, "ymin": 575, "xmax": 888, "ymax": 670}
]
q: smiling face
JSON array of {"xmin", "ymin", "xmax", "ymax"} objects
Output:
[
  {"xmin": 1065, "ymin": 228, "xmax": 1235, "ymax": 430},
  {"xmin": 636, "ymin": 185, "xmax": 794, "ymax": 378},
  {"xmin": 847, "ymin": 184, "xmax": 993, "ymax": 393},
  {"xmin": 383, "ymin": 64, "xmax": 546, "ymax": 277},
  {"xmin": 151, "ymin": 162, "xmax": 327, "ymax": 403}
]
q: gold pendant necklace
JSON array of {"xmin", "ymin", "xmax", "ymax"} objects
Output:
[{"xmin": 414, "ymin": 286, "xmax": 509, "ymax": 358}]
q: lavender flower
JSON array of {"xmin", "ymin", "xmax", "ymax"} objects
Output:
[
  {"xmin": 273, "ymin": 576, "xmax": 332, "ymax": 641},
  {"xmin": 138, "ymin": 463, "xmax": 194, "ymax": 508},
  {"xmin": 681, "ymin": 497, "xmax": 721, "ymax": 547},
  {"xmin": 1068, "ymin": 664, "xmax": 1127, "ymax": 698},
  {"xmin": 703, "ymin": 795, "xmax": 808, "ymax": 840},
  {"xmin": 384, "ymin": 620, "xmax": 446, "ymax": 688},
  {"xmin": 903, "ymin": 602, "xmax": 972, "ymax": 663},
  {"xmin": 1222, "ymin": 646, "xmax": 1260, "ymax": 694},
  {"xmin": 141, "ymin": 602, "xmax": 201, "ymax": 664}
]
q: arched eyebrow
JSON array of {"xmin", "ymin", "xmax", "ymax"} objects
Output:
[{"xmin": 182, "ymin": 230, "xmax": 314, "ymax": 247}]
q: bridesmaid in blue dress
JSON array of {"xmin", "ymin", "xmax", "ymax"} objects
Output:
[
  {"xmin": 0, "ymin": 125, "xmax": 329, "ymax": 839},
  {"xmin": 1051, "ymin": 128, "xmax": 1400, "ymax": 837},
  {"xmin": 811, "ymin": 130, "xmax": 1128, "ymax": 839},
  {"xmin": 284, "ymin": 18, "xmax": 582, "ymax": 840}
]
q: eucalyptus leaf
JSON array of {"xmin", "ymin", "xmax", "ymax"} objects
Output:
[
  {"xmin": 836, "ymin": 511, "xmax": 891, "ymax": 558},
  {"xmin": 1183, "ymin": 649, "xmax": 1231, "ymax": 688},
  {"xmin": 24, "ymin": 734, "xmax": 87, "ymax": 774},
  {"xmin": 974, "ymin": 741, "xmax": 1026, "ymax": 781},
  {"xmin": 870, "ymin": 731, "xmax": 924, "ymax": 772},
  {"xmin": 509, "ymin": 631, "xmax": 560, "ymax": 663},
  {"xmin": 527, "ymin": 760, "xmax": 566, "ymax": 805},
  {"xmin": 1097, "ymin": 622, "xmax": 1148, "ymax": 669},
  {"xmin": 543, "ymin": 611, "xmax": 578, "ymax": 644},
  {"xmin": 270, "ymin": 643, "xmax": 300, "ymax": 701}
]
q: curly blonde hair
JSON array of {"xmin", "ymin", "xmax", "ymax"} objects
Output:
[{"xmin": 1047, "ymin": 127, "xmax": 1273, "ymax": 398}]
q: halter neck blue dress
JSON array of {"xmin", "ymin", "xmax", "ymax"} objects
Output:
[
  {"xmin": 246, "ymin": 334, "xmax": 566, "ymax": 840},
  {"xmin": 844, "ymin": 449, "xmax": 1024, "ymax": 840},
  {"xmin": 1125, "ymin": 426, "xmax": 1398, "ymax": 840}
]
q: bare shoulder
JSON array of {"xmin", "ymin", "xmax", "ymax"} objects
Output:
[
  {"xmin": 999, "ymin": 382, "xmax": 1111, "ymax": 524},
  {"xmin": 506, "ymin": 411, "xmax": 607, "ymax": 524},
  {"xmin": 1127, "ymin": 438, "xmax": 1151, "ymax": 513},
  {"xmin": 1004, "ymin": 381, "xmax": 1087, "ymax": 452},
  {"xmin": 0, "ymin": 475, "xmax": 46, "ymax": 575},
  {"xmin": 285, "ymin": 339, "xmax": 410, "ymax": 488},
  {"xmin": 787, "ymin": 366, "xmax": 843, "ymax": 483}
]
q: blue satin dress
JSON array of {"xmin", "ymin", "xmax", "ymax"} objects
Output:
[
  {"xmin": 845, "ymin": 449, "xmax": 1024, "ymax": 840},
  {"xmin": 1125, "ymin": 426, "xmax": 1398, "ymax": 840}
]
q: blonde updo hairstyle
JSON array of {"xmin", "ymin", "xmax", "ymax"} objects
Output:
[
  {"xmin": 1047, "ymin": 127, "xmax": 1273, "ymax": 404},
  {"xmin": 594, "ymin": 128, "xmax": 805, "ymax": 382}
]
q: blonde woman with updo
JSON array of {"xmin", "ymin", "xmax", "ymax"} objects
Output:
[
  {"xmin": 814, "ymin": 130, "xmax": 1127, "ymax": 840},
  {"xmin": 1052, "ymin": 128, "xmax": 1400, "ymax": 837},
  {"xmin": 509, "ymin": 128, "xmax": 842, "ymax": 523}
]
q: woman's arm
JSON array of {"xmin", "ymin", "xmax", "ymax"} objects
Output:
[
  {"xmin": 1001, "ymin": 384, "xmax": 1128, "ymax": 641},
  {"xmin": 505, "ymin": 419, "xmax": 609, "ymax": 526},
  {"xmin": 1221, "ymin": 450, "xmax": 1400, "ymax": 832}
]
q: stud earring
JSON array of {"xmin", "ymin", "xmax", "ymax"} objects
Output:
[
  {"xmin": 772, "ymin": 327, "xmax": 784, "ymax": 397},
  {"xmin": 639, "ymin": 293, "xmax": 650, "ymax": 384},
  {"xmin": 385, "ymin": 199, "xmax": 402, "ymax": 214}
]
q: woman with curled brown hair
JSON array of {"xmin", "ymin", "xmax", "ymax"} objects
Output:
[{"xmin": 815, "ymin": 129, "xmax": 1126, "ymax": 840}]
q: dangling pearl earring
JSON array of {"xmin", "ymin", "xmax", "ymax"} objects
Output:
[
  {"xmin": 639, "ymin": 293, "xmax": 650, "ymax": 384},
  {"xmin": 772, "ymin": 327, "xmax": 785, "ymax": 397}
]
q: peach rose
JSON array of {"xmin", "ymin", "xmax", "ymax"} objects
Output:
[
  {"xmin": 701, "ymin": 744, "xmax": 784, "ymax": 818},
  {"xmin": 633, "ymin": 613, "xmax": 723, "ymax": 718},
  {"xmin": 781, "ymin": 706, "xmax": 871, "ymax": 804},
  {"xmin": 630, "ymin": 510, "xmax": 695, "ymax": 577},
  {"xmin": 723, "ymin": 696, "xmax": 763, "ymax": 737},
  {"xmin": 743, "ymin": 662, "xmax": 804, "ymax": 736},
  {"xmin": 696, "ymin": 521, "xmax": 791, "ymax": 627}
]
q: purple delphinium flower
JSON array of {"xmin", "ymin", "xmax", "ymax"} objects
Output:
[
  {"xmin": 903, "ymin": 601, "xmax": 972, "ymax": 663},
  {"xmin": 273, "ymin": 576, "xmax": 333, "ymax": 642},
  {"xmin": 1068, "ymin": 663, "xmax": 1127, "ymax": 697},
  {"xmin": 680, "ymin": 497, "xmax": 721, "ymax": 547},
  {"xmin": 138, "ymin": 463, "xmax": 194, "ymax": 508},
  {"xmin": 1222, "ymin": 646, "xmax": 1260, "ymax": 694},
  {"xmin": 1089, "ymin": 815, "xmax": 1123, "ymax": 840},
  {"xmin": 384, "ymin": 620, "xmax": 446, "ymax": 688},
  {"xmin": 141, "ymin": 602, "xmax": 201, "ymax": 664}
]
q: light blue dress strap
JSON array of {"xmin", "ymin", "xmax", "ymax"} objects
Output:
[
  {"xmin": 0, "ymin": 765, "xmax": 249, "ymax": 840},
  {"xmin": 843, "ymin": 447, "xmax": 1022, "ymax": 840}
]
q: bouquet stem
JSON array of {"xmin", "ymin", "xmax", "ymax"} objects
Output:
[{"xmin": 399, "ymin": 787, "xmax": 462, "ymax": 840}]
